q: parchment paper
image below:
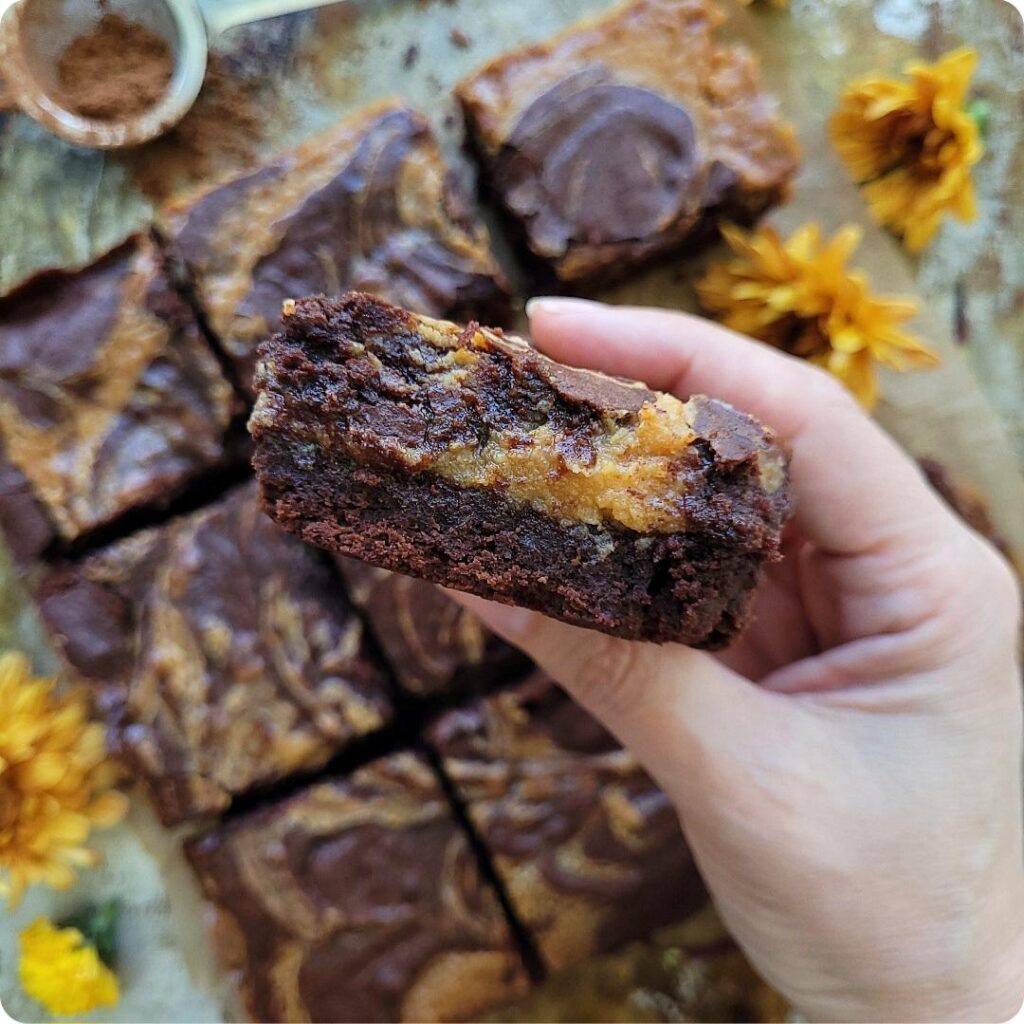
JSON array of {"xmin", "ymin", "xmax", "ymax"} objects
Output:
[{"xmin": 0, "ymin": 1, "xmax": 1021, "ymax": 1021}]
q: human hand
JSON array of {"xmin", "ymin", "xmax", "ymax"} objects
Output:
[{"xmin": 450, "ymin": 298, "xmax": 1024, "ymax": 1023}]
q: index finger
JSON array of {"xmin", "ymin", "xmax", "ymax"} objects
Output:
[{"xmin": 526, "ymin": 298, "xmax": 947, "ymax": 557}]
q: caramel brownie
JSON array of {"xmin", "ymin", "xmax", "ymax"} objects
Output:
[
  {"xmin": 186, "ymin": 751, "xmax": 531, "ymax": 1023},
  {"xmin": 0, "ymin": 236, "xmax": 235, "ymax": 554},
  {"xmin": 919, "ymin": 459, "xmax": 1011, "ymax": 561},
  {"xmin": 163, "ymin": 101, "xmax": 510, "ymax": 396},
  {"xmin": 429, "ymin": 676, "xmax": 707, "ymax": 972},
  {"xmin": 251, "ymin": 293, "xmax": 791, "ymax": 648},
  {"xmin": 456, "ymin": 0, "xmax": 799, "ymax": 285},
  {"xmin": 335, "ymin": 557, "xmax": 530, "ymax": 698},
  {"xmin": 35, "ymin": 482, "xmax": 392, "ymax": 825}
]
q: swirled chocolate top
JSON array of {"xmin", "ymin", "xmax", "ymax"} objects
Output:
[
  {"xmin": 429, "ymin": 675, "xmax": 709, "ymax": 971},
  {"xmin": 458, "ymin": 0, "xmax": 799, "ymax": 283},
  {"xmin": 35, "ymin": 482, "xmax": 393, "ymax": 824},
  {"xmin": 186, "ymin": 752, "xmax": 530, "ymax": 1022},
  {"xmin": 0, "ymin": 236, "xmax": 235, "ymax": 549},
  {"xmin": 164, "ymin": 102, "xmax": 510, "ymax": 396}
]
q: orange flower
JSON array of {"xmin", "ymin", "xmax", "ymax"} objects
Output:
[
  {"xmin": 697, "ymin": 222, "xmax": 939, "ymax": 409},
  {"xmin": 831, "ymin": 48, "xmax": 982, "ymax": 252},
  {"xmin": 0, "ymin": 652, "xmax": 127, "ymax": 905}
]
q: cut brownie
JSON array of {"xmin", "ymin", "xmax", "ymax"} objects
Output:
[
  {"xmin": 163, "ymin": 101, "xmax": 510, "ymax": 396},
  {"xmin": 0, "ymin": 235, "xmax": 235, "ymax": 551},
  {"xmin": 35, "ymin": 482, "xmax": 392, "ymax": 825},
  {"xmin": 428, "ymin": 675, "xmax": 707, "ymax": 973},
  {"xmin": 251, "ymin": 293, "xmax": 791, "ymax": 648},
  {"xmin": 457, "ymin": 0, "xmax": 799, "ymax": 285},
  {"xmin": 186, "ymin": 751, "xmax": 531, "ymax": 1023},
  {"xmin": 336, "ymin": 556, "xmax": 531, "ymax": 698}
]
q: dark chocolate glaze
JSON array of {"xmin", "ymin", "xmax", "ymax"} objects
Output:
[
  {"xmin": 335, "ymin": 557, "xmax": 530, "ymax": 698},
  {"xmin": 429, "ymin": 677, "xmax": 707, "ymax": 971},
  {"xmin": 251, "ymin": 294, "xmax": 790, "ymax": 647},
  {"xmin": 186, "ymin": 752, "xmax": 529, "ymax": 1023},
  {"xmin": 494, "ymin": 67, "xmax": 702, "ymax": 259},
  {"xmin": 35, "ymin": 482, "xmax": 393, "ymax": 824}
]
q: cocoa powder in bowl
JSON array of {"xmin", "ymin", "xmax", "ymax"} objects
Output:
[{"xmin": 57, "ymin": 13, "xmax": 174, "ymax": 121}]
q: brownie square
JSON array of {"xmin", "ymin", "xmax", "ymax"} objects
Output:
[
  {"xmin": 252, "ymin": 294, "xmax": 790, "ymax": 648},
  {"xmin": 163, "ymin": 101, "xmax": 510, "ymax": 396},
  {"xmin": 34, "ymin": 482, "xmax": 393, "ymax": 825},
  {"xmin": 0, "ymin": 235, "xmax": 235, "ymax": 552},
  {"xmin": 428, "ymin": 675, "xmax": 708, "ymax": 972},
  {"xmin": 186, "ymin": 751, "xmax": 531, "ymax": 1023},
  {"xmin": 335, "ymin": 557, "xmax": 531, "ymax": 699},
  {"xmin": 457, "ymin": 0, "xmax": 799, "ymax": 285}
]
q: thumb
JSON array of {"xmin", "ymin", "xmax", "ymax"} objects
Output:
[{"xmin": 447, "ymin": 591, "xmax": 777, "ymax": 804}]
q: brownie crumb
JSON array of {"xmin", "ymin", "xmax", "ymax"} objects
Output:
[
  {"xmin": 450, "ymin": 28, "xmax": 471, "ymax": 48},
  {"xmin": 57, "ymin": 13, "xmax": 173, "ymax": 121}
]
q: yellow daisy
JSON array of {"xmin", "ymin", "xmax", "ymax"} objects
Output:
[
  {"xmin": 0, "ymin": 651, "xmax": 127, "ymax": 906},
  {"xmin": 696, "ymin": 222, "xmax": 939, "ymax": 409},
  {"xmin": 19, "ymin": 917, "xmax": 120, "ymax": 1016},
  {"xmin": 831, "ymin": 48, "xmax": 983, "ymax": 252}
]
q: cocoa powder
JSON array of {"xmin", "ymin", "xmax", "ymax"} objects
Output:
[{"xmin": 57, "ymin": 13, "xmax": 173, "ymax": 121}]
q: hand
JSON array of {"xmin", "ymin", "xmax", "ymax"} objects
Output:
[{"xmin": 451, "ymin": 298, "xmax": 1024, "ymax": 1023}]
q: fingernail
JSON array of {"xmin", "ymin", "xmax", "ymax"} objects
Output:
[{"xmin": 525, "ymin": 296, "xmax": 601, "ymax": 319}]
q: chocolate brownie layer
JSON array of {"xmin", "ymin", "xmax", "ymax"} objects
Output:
[
  {"xmin": 457, "ymin": 0, "xmax": 799, "ymax": 285},
  {"xmin": 429, "ymin": 675, "xmax": 707, "ymax": 971},
  {"xmin": 35, "ymin": 482, "xmax": 392, "ymax": 825},
  {"xmin": 336, "ymin": 557, "xmax": 531, "ymax": 698},
  {"xmin": 251, "ymin": 293, "xmax": 791, "ymax": 647},
  {"xmin": 164, "ymin": 102, "xmax": 509, "ymax": 396},
  {"xmin": 186, "ymin": 752, "xmax": 531, "ymax": 1023},
  {"xmin": 0, "ymin": 235, "xmax": 235, "ymax": 550}
]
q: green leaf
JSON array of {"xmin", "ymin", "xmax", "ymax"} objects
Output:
[
  {"xmin": 62, "ymin": 898, "xmax": 121, "ymax": 968},
  {"xmin": 967, "ymin": 98, "xmax": 991, "ymax": 140}
]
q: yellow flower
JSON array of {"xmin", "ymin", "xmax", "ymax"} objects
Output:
[
  {"xmin": 19, "ymin": 917, "xmax": 120, "ymax": 1016},
  {"xmin": 0, "ymin": 652, "xmax": 127, "ymax": 906},
  {"xmin": 831, "ymin": 48, "xmax": 982, "ymax": 252},
  {"xmin": 696, "ymin": 222, "xmax": 939, "ymax": 409}
]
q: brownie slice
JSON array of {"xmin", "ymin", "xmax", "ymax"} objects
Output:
[
  {"xmin": 35, "ymin": 482, "xmax": 392, "ymax": 825},
  {"xmin": 335, "ymin": 557, "xmax": 531, "ymax": 699},
  {"xmin": 163, "ymin": 101, "xmax": 510, "ymax": 397},
  {"xmin": 251, "ymin": 293, "xmax": 791, "ymax": 648},
  {"xmin": 186, "ymin": 751, "xmax": 531, "ymax": 1023},
  {"xmin": 0, "ymin": 235, "xmax": 235, "ymax": 553},
  {"xmin": 429, "ymin": 675, "xmax": 708, "ymax": 973},
  {"xmin": 919, "ymin": 459, "xmax": 1011, "ymax": 561},
  {"xmin": 0, "ymin": 448, "xmax": 55, "ymax": 569},
  {"xmin": 456, "ymin": 0, "xmax": 799, "ymax": 286}
]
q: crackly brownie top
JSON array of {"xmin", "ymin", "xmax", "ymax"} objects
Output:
[
  {"xmin": 0, "ymin": 236, "xmax": 234, "ymax": 544},
  {"xmin": 165, "ymin": 102, "xmax": 507, "ymax": 392},
  {"xmin": 186, "ymin": 752, "xmax": 529, "ymax": 1023},
  {"xmin": 252, "ymin": 292, "xmax": 788, "ymax": 541},
  {"xmin": 457, "ymin": 0, "xmax": 798, "ymax": 272},
  {"xmin": 429, "ymin": 676, "xmax": 706, "ymax": 968},
  {"xmin": 35, "ymin": 482, "xmax": 391, "ymax": 824},
  {"xmin": 336, "ymin": 557, "xmax": 529, "ymax": 698}
]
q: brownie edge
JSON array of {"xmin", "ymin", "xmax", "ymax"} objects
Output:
[{"xmin": 251, "ymin": 293, "xmax": 791, "ymax": 648}]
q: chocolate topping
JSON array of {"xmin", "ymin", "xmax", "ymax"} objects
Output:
[
  {"xmin": 430, "ymin": 677, "xmax": 707, "ymax": 971},
  {"xmin": 0, "ymin": 236, "xmax": 234, "ymax": 543},
  {"xmin": 186, "ymin": 753, "xmax": 529, "ymax": 1022},
  {"xmin": 496, "ymin": 67, "xmax": 702, "ymax": 258},
  {"xmin": 166, "ymin": 105, "xmax": 510, "ymax": 395},
  {"xmin": 36, "ymin": 483, "xmax": 393, "ymax": 824}
]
